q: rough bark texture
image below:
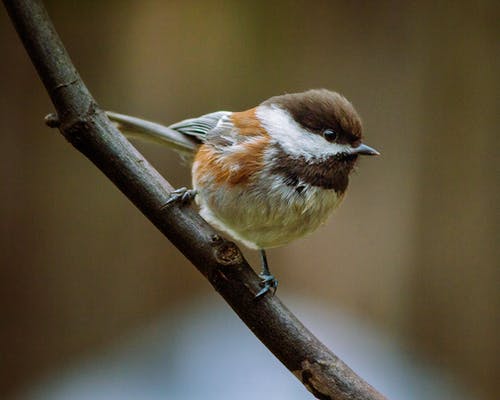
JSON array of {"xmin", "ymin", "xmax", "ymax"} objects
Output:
[{"xmin": 3, "ymin": 1, "xmax": 386, "ymax": 399}]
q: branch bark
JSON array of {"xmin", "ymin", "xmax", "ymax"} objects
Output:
[{"xmin": 3, "ymin": 1, "xmax": 387, "ymax": 399}]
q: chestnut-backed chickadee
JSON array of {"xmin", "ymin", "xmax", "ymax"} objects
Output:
[{"xmin": 107, "ymin": 89, "xmax": 379, "ymax": 298}]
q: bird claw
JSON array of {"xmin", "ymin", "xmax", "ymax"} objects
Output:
[
  {"xmin": 164, "ymin": 187, "xmax": 197, "ymax": 206},
  {"xmin": 255, "ymin": 273, "xmax": 278, "ymax": 299}
]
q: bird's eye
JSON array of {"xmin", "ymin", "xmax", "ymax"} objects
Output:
[{"xmin": 323, "ymin": 129, "xmax": 338, "ymax": 142}]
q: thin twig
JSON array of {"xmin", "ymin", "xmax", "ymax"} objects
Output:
[{"xmin": 2, "ymin": 1, "xmax": 387, "ymax": 399}]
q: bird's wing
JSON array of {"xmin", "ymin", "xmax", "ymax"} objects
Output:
[{"xmin": 169, "ymin": 111, "xmax": 232, "ymax": 140}]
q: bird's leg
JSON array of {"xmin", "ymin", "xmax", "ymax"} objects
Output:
[
  {"xmin": 164, "ymin": 187, "xmax": 197, "ymax": 206},
  {"xmin": 255, "ymin": 249, "xmax": 278, "ymax": 299}
]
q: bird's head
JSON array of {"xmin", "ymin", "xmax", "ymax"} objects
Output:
[{"xmin": 259, "ymin": 89, "xmax": 379, "ymax": 173}]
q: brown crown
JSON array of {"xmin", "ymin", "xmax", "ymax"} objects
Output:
[{"xmin": 262, "ymin": 89, "xmax": 363, "ymax": 146}]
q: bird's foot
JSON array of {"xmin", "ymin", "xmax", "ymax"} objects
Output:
[
  {"xmin": 255, "ymin": 273, "xmax": 278, "ymax": 299},
  {"xmin": 164, "ymin": 187, "xmax": 197, "ymax": 206}
]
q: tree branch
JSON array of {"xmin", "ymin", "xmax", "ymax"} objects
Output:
[{"xmin": 3, "ymin": 1, "xmax": 386, "ymax": 399}]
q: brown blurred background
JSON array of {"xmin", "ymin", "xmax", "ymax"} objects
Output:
[{"xmin": 1, "ymin": 1, "xmax": 498, "ymax": 399}]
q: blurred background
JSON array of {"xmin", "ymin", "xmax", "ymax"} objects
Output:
[{"xmin": 1, "ymin": 1, "xmax": 498, "ymax": 399}]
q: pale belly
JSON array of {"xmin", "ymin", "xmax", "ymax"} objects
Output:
[{"xmin": 194, "ymin": 180, "xmax": 343, "ymax": 249}]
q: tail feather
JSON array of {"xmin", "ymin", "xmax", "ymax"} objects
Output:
[{"xmin": 106, "ymin": 111, "xmax": 200, "ymax": 155}]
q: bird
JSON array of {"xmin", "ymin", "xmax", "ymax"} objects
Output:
[{"xmin": 107, "ymin": 89, "xmax": 379, "ymax": 298}]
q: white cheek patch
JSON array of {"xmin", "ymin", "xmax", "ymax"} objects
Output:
[{"xmin": 256, "ymin": 104, "xmax": 350, "ymax": 160}]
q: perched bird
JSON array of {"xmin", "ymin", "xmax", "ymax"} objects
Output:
[{"xmin": 107, "ymin": 89, "xmax": 379, "ymax": 297}]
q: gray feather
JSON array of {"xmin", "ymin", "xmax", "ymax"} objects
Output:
[
  {"xmin": 168, "ymin": 111, "xmax": 231, "ymax": 139},
  {"xmin": 106, "ymin": 111, "xmax": 200, "ymax": 155}
]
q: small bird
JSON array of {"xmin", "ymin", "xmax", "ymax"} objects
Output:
[{"xmin": 107, "ymin": 89, "xmax": 379, "ymax": 298}]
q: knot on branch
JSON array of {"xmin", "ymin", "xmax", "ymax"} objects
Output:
[
  {"xmin": 61, "ymin": 117, "xmax": 93, "ymax": 148},
  {"xmin": 294, "ymin": 359, "xmax": 336, "ymax": 400},
  {"xmin": 211, "ymin": 235, "xmax": 242, "ymax": 266},
  {"xmin": 45, "ymin": 113, "xmax": 60, "ymax": 128},
  {"xmin": 55, "ymin": 102, "xmax": 100, "ymax": 150}
]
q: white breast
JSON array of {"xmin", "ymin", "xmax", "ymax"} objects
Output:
[{"xmin": 194, "ymin": 165, "xmax": 343, "ymax": 250}]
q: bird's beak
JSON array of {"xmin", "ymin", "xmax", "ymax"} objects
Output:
[{"xmin": 350, "ymin": 143, "xmax": 380, "ymax": 156}]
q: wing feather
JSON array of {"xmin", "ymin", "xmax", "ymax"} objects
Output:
[{"xmin": 169, "ymin": 111, "xmax": 231, "ymax": 140}]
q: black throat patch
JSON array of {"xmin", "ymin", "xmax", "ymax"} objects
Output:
[{"xmin": 269, "ymin": 144, "xmax": 356, "ymax": 194}]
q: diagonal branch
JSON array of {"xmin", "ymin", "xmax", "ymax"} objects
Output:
[{"xmin": 3, "ymin": 1, "xmax": 386, "ymax": 399}]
